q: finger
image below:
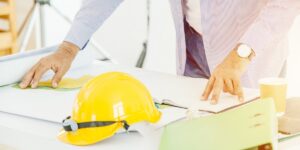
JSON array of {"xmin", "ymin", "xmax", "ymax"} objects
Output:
[
  {"xmin": 233, "ymin": 80, "xmax": 239, "ymax": 95},
  {"xmin": 224, "ymin": 79, "xmax": 234, "ymax": 94},
  {"xmin": 211, "ymin": 79, "xmax": 223, "ymax": 105},
  {"xmin": 223, "ymin": 85, "xmax": 228, "ymax": 93},
  {"xmin": 31, "ymin": 64, "xmax": 50, "ymax": 88},
  {"xmin": 235, "ymin": 80, "xmax": 244, "ymax": 102},
  {"xmin": 19, "ymin": 64, "xmax": 39, "ymax": 88},
  {"xmin": 51, "ymin": 68, "xmax": 68, "ymax": 88},
  {"xmin": 201, "ymin": 77, "xmax": 216, "ymax": 100}
]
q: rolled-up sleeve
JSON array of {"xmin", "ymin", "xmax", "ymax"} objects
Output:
[
  {"xmin": 64, "ymin": 0, "xmax": 123, "ymax": 49},
  {"xmin": 239, "ymin": 0, "xmax": 300, "ymax": 53}
]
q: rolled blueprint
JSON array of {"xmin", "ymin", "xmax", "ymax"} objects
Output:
[{"xmin": 0, "ymin": 45, "xmax": 94, "ymax": 86}]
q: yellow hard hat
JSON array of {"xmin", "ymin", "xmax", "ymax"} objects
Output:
[{"xmin": 57, "ymin": 72, "xmax": 161, "ymax": 146}]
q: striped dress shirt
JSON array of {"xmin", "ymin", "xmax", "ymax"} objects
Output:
[{"xmin": 65, "ymin": 0, "xmax": 300, "ymax": 88}]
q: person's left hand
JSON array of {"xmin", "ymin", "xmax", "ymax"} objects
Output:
[{"xmin": 201, "ymin": 45, "xmax": 252, "ymax": 104}]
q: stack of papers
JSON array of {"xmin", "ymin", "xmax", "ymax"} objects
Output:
[
  {"xmin": 0, "ymin": 62, "xmax": 259, "ymax": 122},
  {"xmin": 154, "ymin": 89, "xmax": 259, "ymax": 113}
]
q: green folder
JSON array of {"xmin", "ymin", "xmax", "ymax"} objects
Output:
[{"xmin": 159, "ymin": 99, "xmax": 277, "ymax": 150}]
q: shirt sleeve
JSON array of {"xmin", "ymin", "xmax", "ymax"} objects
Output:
[
  {"xmin": 64, "ymin": 0, "xmax": 123, "ymax": 49},
  {"xmin": 239, "ymin": 0, "xmax": 300, "ymax": 53}
]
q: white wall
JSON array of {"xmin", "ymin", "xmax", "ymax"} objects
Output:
[
  {"xmin": 91, "ymin": 0, "xmax": 177, "ymax": 74},
  {"xmin": 42, "ymin": 5, "xmax": 71, "ymax": 46},
  {"xmin": 287, "ymin": 15, "xmax": 300, "ymax": 95},
  {"xmin": 143, "ymin": 0, "xmax": 177, "ymax": 75},
  {"xmin": 92, "ymin": 0, "xmax": 147, "ymax": 67}
]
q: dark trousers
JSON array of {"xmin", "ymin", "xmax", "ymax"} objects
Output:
[{"xmin": 183, "ymin": 19, "xmax": 210, "ymax": 79}]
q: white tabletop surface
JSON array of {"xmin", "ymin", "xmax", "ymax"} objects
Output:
[{"xmin": 0, "ymin": 61, "xmax": 300, "ymax": 150}]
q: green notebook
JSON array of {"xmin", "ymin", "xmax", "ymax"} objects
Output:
[{"xmin": 159, "ymin": 99, "xmax": 277, "ymax": 150}]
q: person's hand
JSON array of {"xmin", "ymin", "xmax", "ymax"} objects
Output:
[
  {"xmin": 201, "ymin": 45, "xmax": 252, "ymax": 104},
  {"xmin": 19, "ymin": 41, "xmax": 80, "ymax": 89}
]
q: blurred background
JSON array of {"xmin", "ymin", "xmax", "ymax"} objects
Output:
[{"xmin": 0, "ymin": 0, "xmax": 300, "ymax": 90}]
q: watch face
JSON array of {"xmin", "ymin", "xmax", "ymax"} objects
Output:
[{"xmin": 237, "ymin": 44, "xmax": 252, "ymax": 58}]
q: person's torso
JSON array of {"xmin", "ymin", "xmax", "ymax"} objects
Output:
[
  {"xmin": 170, "ymin": 0, "xmax": 289, "ymax": 87},
  {"xmin": 182, "ymin": 0, "xmax": 202, "ymax": 34}
]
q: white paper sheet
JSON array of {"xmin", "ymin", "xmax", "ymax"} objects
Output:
[{"xmin": 0, "ymin": 62, "xmax": 259, "ymax": 123}]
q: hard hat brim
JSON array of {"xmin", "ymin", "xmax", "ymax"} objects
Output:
[{"xmin": 57, "ymin": 123, "xmax": 120, "ymax": 146}]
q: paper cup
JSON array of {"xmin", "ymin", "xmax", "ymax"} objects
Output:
[{"xmin": 259, "ymin": 78, "xmax": 287, "ymax": 114}]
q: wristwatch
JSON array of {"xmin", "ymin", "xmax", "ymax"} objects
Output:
[{"xmin": 236, "ymin": 43, "xmax": 255, "ymax": 61}]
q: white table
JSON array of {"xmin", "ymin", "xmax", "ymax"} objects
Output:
[
  {"xmin": 0, "ymin": 111, "xmax": 163, "ymax": 150},
  {"xmin": 0, "ymin": 61, "xmax": 299, "ymax": 150}
]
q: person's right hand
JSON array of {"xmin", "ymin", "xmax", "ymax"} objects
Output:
[{"xmin": 19, "ymin": 41, "xmax": 80, "ymax": 89}]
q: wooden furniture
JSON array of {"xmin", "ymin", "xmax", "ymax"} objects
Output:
[{"xmin": 0, "ymin": 0, "xmax": 18, "ymax": 56}]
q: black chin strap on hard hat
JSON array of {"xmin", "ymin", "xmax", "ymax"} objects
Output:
[{"xmin": 62, "ymin": 116, "xmax": 130, "ymax": 132}]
